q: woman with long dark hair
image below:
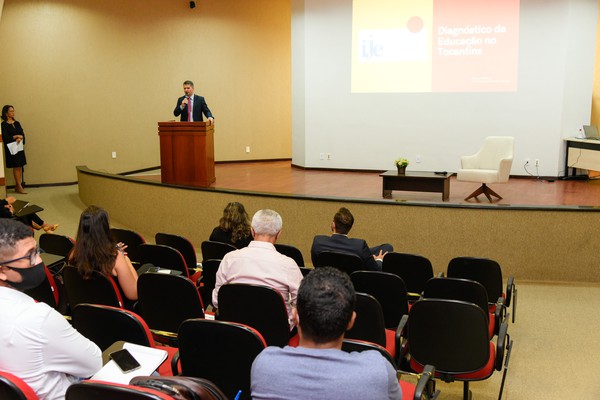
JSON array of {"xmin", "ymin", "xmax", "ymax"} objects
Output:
[
  {"xmin": 209, "ymin": 202, "xmax": 252, "ymax": 248},
  {"xmin": 70, "ymin": 205, "xmax": 138, "ymax": 300}
]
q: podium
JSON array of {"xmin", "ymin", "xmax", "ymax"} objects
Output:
[{"xmin": 158, "ymin": 122, "xmax": 215, "ymax": 187}]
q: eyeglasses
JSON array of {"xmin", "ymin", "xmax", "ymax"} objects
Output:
[{"xmin": 0, "ymin": 246, "xmax": 41, "ymax": 268}]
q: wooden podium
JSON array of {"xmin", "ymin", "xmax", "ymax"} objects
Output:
[{"xmin": 158, "ymin": 122, "xmax": 215, "ymax": 187}]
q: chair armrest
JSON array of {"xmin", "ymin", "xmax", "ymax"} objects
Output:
[
  {"xmin": 395, "ymin": 314, "xmax": 409, "ymax": 367},
  {"xmin": 505, "ymin": 276, "xmax": 515, "ymax": 307},
  {"xmin": 436, "ymin": 271, "xmax": 444, "ymax": 278},
  {"xmin": 413, "ymin": 364, "xmax": 440, "ymax": 400},
  {"xmin": 493, "ymin": 296, "xmax": 507, "ymax": 336},
  {"xmin": 495, "ymin": 320, "xmax": 512, "ymax": 371},
  {"xmin": 171, "ymin": 350, "xmax": 181, "ymax": 376},
  {"xmin": 498, "ymin": 158, "xmax": 513, "ymax": 181}
]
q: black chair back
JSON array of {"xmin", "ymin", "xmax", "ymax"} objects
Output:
[
  {"xmin": 178, "ymin": 319, "xmax": 266, "ymax": 400},
  {"xmin": 71, "ymin": 303, "xmax": 152, "ymax": 351},
  {"xmin": 447, "ymin": 257, "xmax": 503, "ymax": 304},
  {"xmin": 313, "ymin": 250, "xmax": 364, "ymax": 274},
  {"xmin": 137, "ymin": 273, "xmax": 205, "ymax": 337},
  {"xmin": 138, "ymin": 243, "xmax": 189, "ymax": 278},
  {"xmin": 66, "ymin": 381, "xmax": 172, "ymax": 400},
  {"xmin": 217, "ymin": 283, "xmax": 290, "ymax": 347},
  {"xmin": 423, "ymin": 277, "xmax": 490, "ymax": 318},
  {"xmin": 39, "ymin": 233, "xmax": 74, "ymax": 258},
  {"xmin": 408, "ymin": 299, "xmax": 490, "ymax": 375},
  {"xmin": 201, "ymin": 241, "xmax": 237, "ymax": 261},
  {"xmin": 199, "ymin": 259, "xmax": 221, "ymax": 308},
  {"xmin": 382, "ymin": 252, "xmax": 433, "ymax": 300},
  {"xmin": 350, "ymin": 271, "xmax": 409, "ymax": 329},
  {"xmin": 110, "ymin": 228, "xmax": 146, "ymax": 264},
  {"xmin": 155, "ymin": 232, "xmax": 198, "ymax": 272},
  {"xmin": 274, "ymin": 243, "xmax": 305, "ymax": 267},
  {"xmin": 63, "ymin": 265, "xmax": 123, "ymax": 308},
  {"xmin": 344, "ymin": 292, "xmax": 386, "ymax": 347},
  {"xmin": 0, "ymin": 371, "xmax": 38, "ymax": 400}
]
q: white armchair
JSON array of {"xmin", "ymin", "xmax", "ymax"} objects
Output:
[{"xmin": 457, "ymin": 136, "xmax": 514, "ymax": 202}]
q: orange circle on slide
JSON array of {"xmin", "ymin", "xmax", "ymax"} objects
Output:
[{"xmin": 407, "ymin": 16, "xmax": 424, "ymax": 33}]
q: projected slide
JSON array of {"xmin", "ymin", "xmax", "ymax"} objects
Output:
[{"xmin": 351, "ymin": 0, "xmax": 520, "ymax": 93}]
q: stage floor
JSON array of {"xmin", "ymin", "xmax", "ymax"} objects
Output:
[{"xmin": 133, "ymin": 160, "xmax": 600, "ymax": 207}]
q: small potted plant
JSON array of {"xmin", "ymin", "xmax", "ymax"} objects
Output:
[{"xmin": 395, "ymin": 158, "xmax": 409, "ymax": 175}]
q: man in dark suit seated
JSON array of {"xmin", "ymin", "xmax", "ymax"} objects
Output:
[{"xmin": 310, "ymin": 207, "xmax": 393, "ymax": 271}]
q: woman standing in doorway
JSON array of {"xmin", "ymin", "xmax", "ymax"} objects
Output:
[{"xmin": 1, "ymin": 105, "xmax": 27, "ymax": 194}]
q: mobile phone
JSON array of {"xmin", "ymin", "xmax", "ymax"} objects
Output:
[{"xmin": 110, "ymin": 349, "xmax": 141, "ymax": 373}]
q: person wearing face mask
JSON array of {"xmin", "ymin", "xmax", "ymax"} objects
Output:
[{"xmin": 0, "ymin": 219, "xmax": 102, "ymax": 400}]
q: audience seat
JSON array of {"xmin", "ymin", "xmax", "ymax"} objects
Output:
[
  {"xmin": 382, "ymin": 252, "xmax": 434, "ymax": 301},
  {"xmin": 138, "ymin": 244, "xmax": 190, "ymax": 279},
  {"xmin": 0, "ymin": 370, "xmax": 39, "ymax": 400},
  {"xmin": 407, "ymin": 298, "xmax": 512, "ymax": 400},
  {"xmin": 274, "ymin": 243, "xmax": 305, "ymax": 267},
  {"xmin": 66, "ymin": 380, "xmax": 175, "ymax": 400},
  {"xmin": 345, "ymin": 292, "xmax": 400, "ymax": 362},
  {"xmin": 200, "ymin": 241, "xmax": 236, "ymax": 262},
  {"xmin": 62, "ymin": 265, "xmax": 123, "ymax": 309},
  {"xmin": 350, "ymin": 270, "xmax": 409, "ymax": 329},
  {"xmin": 447, "ymin": 256, "xmax": 516, "ymax": 323},
  {"xmin": 136, "ymin": 272, "xmax": 205, "ymax": 345},
  {"xmin": 71, "ymin": 303, "xmax": 177, "ymax": 376},
  {"xmin": 216, "ymin": 283, "xmax": 297, "ymax": 347},
  {"xmin": 155, "ymin": 232, "xmax": 201, "ymax": 281},
  {"xmin": 110, "ymin": 228, "xmax": 146, "ymax": 265},
  {"xmin": 172, "ymin": 319, "xmax": 266, "ymax": 400},
  {"xmin": 341, "ymin": 339, "xmax": 439, "ymax": 400},
  {"xmin": 313, "ymin": 250, "xmax": 364, "ymax": 274}
]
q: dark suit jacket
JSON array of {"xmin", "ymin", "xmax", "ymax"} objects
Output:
[
  {"xmin": 311, "ymin": 234, "xmax": 380, "ymax": 271},
  {"xmin": 173, "ymin": 94, "xmax": 214, "ymax": 122}
]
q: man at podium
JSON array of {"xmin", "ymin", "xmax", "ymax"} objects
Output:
[{"xmin": 173, "ymin": 80, "xmax": 214, "ymax": 124}]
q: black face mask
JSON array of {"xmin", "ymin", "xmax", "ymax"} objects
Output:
[{"xmin": 6, "ymin": 261, "xmax": 46, "ymax": 291}]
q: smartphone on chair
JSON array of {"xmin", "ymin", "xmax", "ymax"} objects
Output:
[{"xmin": 110, "ymin": 349, "xmax": 141, "ymax": 373}]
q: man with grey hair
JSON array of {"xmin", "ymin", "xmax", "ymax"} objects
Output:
[{"xmin": 212, "ymin": 209, "xmax": 303, "ymax": 322}]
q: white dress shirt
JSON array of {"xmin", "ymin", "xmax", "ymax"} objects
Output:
[
  {"xmin": 0, "ymin": 287, "xmax": 102, "ymax": 400},
  {"xmin": 212, "ymin": 241, "xmax": 303, "ymax": 321}
]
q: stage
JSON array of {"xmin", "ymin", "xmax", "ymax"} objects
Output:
[{"xmin": 131, "ymin": 160, "xmax": 600, "ymax": 208}]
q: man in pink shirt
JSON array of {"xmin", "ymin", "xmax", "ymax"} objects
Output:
[{"xmin": 212, "ymin": 209, "xmax": 303, "ymax": 323}]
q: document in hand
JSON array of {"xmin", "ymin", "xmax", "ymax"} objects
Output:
[
  {"xmin": 91, "ymin": 342, "xmax": 167, "ymax": 384},
  {"xmin": 6, "ymin": 141, "xmax": 23, "ymax": 155}
]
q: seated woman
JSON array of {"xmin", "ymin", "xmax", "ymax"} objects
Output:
[
  {"xmin": 69, "ymin": 205, "xmax": 138, "ymax": 302},
  {"xmin": 0, "ymin": 196, "xmax": 58, "ymax": 232},
  {"xmin": 209, "ymin": 202, "xmax": 252, "ymax": 249}
]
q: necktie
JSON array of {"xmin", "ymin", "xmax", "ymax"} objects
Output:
[{"xmin": 187, "ymin": 96, "xmax": 193, "ymax": 121}]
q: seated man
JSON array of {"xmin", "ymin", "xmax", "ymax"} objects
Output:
[
  {"xmin": 311, "ymin": 207, "xmax": 393, "ymax": 271},
  {"xmin": 0, "ymin": 219, "xmax": 102, "ymax": 399},
  {"xmin": 212, "ymin": 209, "xmax": 303, "ymax": 323},
  {"xmin": 251, "ymin": 267, "xmax": 401, "ymax": 400}
]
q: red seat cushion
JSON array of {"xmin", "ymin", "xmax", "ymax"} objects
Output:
[
  {"xmin": 385, "ymin": 328, "xmax": 396, "ymax": 359},
  {"xmin": 399, "ymin": 380, "xmax": 415, "ymax": 399},
  {"xmin": 156, "ymin": 345, "xmax": 179, "ymax": 376}
]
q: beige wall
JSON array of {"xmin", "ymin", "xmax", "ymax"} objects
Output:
[{"xmin": 0, "ymin": 0, "xmax": 291, "ymax": 184}]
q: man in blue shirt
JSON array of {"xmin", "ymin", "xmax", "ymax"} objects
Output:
[{"xmin": 251, "ymin": 267, "xmax": 401, "ymax": 400}]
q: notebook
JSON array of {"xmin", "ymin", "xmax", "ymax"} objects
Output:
[{"xmin": 583, "ymin": 125, "xmax": 600, "ymax": 140}]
